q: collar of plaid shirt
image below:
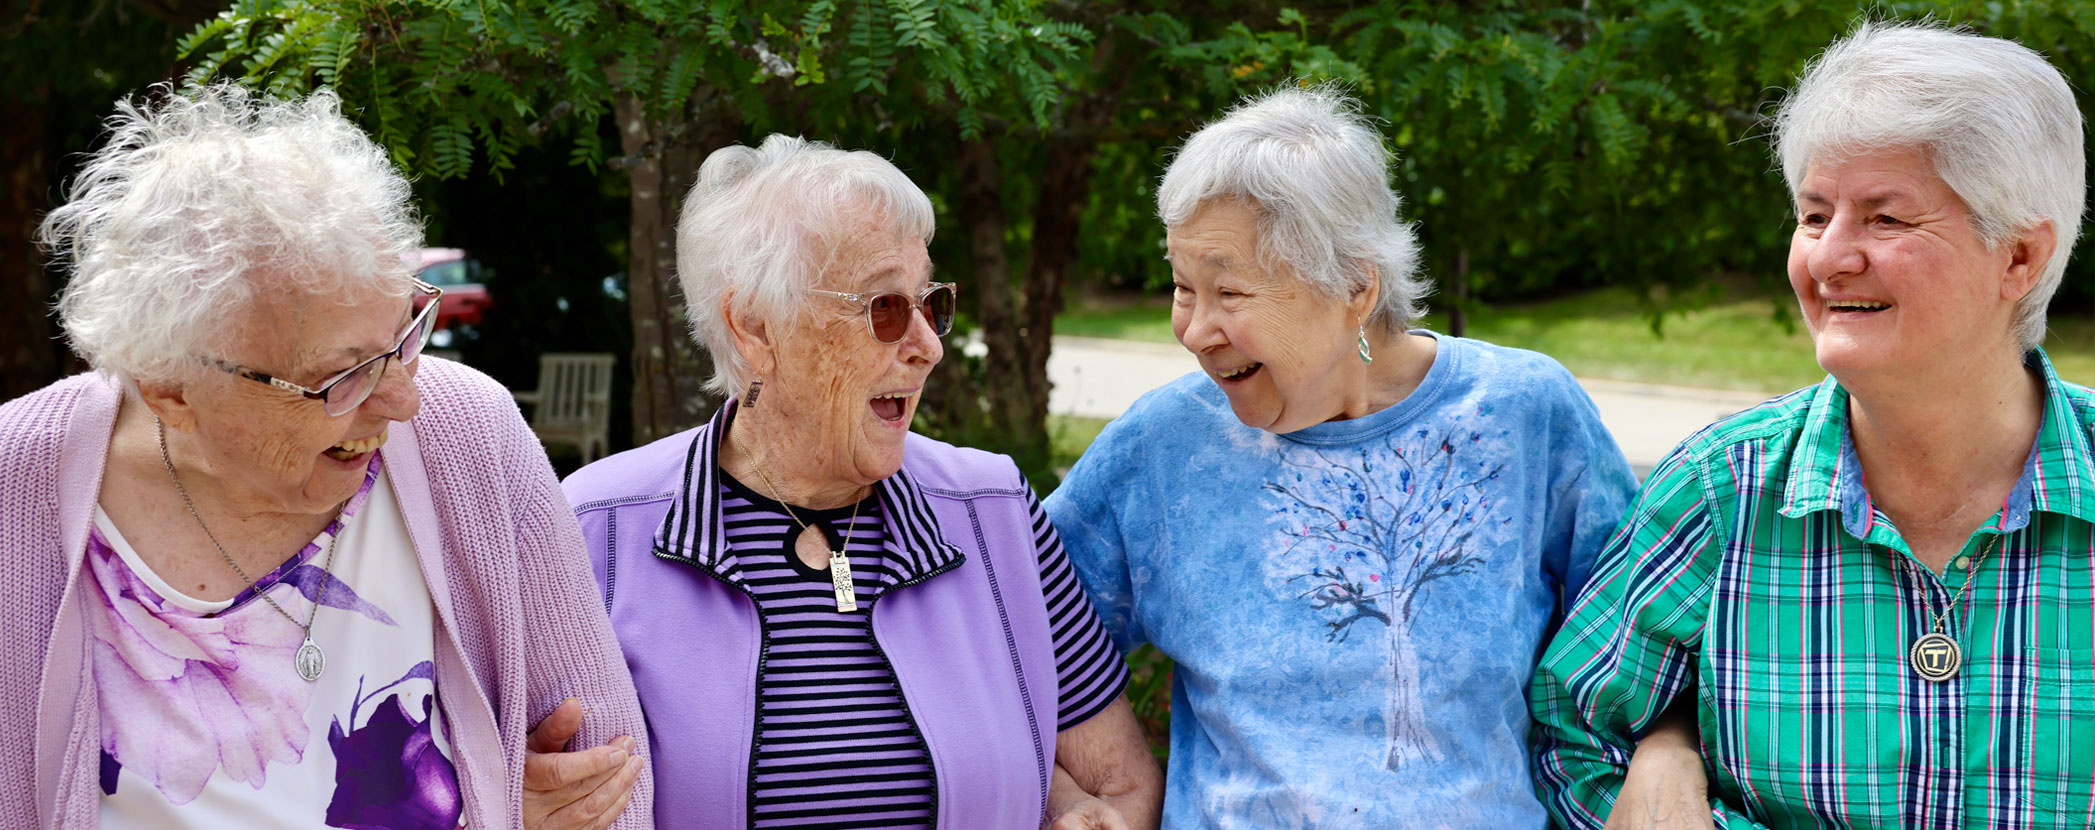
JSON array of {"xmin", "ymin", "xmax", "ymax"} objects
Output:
[{"xmin": 1779, "ymin": 349, "xmax": 2095, "ymax": 544}]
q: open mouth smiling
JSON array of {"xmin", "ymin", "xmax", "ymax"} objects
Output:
[
  {"xmin": 870, "ymin": 391, "xmax": 912, "ymax": 422},
  {"xmin": 1215, "ymin": 363, "xmax": 1263, "ymax": 383},
  {"xmin": 1825, "ymin": 300, "xmax": 1891, "ymax": 314},
  {"xmin": 323, "ymin": 431, "xmax": 385, "ymax": 461}
]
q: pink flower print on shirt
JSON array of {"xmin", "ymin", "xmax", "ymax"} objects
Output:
[
  {"xmin": 89, "ymin": 453, "xmax": 390, "ymax": 805},
  {"xmin": 86, "ymin": 531, "xmax": 315, "ymax": 804}
]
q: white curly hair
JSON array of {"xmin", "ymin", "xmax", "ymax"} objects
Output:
[{"xmin": 41, "ymin": 83, "xmax": 422, "ymax": 383}]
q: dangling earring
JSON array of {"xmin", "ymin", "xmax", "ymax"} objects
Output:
[
  {"xmin": 744, "ymin": 379, "xmax": 764, "ymax": 407},
  {"xmin": 1357, "ymin": 325, "xmax": 1373, "ymax": 365}
]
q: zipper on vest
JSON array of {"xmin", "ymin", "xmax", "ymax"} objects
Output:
[
  {"xmin": 653, "ymin": 551, "xmax": 770, "ymax": 830},
  {"xmin": 655, "ymin": 545, "xmax": 961, "ymax": 828},
  {"xmin": 858, "ymin": 557, "xmax": 963, "ymax": 821},
  {"xmin": 862, "ymin": 557, "xmax": 961, "ymax": 828}
]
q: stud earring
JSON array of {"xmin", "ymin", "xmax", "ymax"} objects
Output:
[
  {"xmin": 1357, "ymin": 326, "xmax": 1373, "ymax": 365},
  {"xmin": 745, "ymin": 379, "xmax": 764, "ymax": 407}
]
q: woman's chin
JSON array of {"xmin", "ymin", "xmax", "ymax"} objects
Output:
[
  {"xmin": 851, "ymin": 434, "xmax": 909, "ymax": 483},
  {"xmin": 1224, "ymin": 395, "xmax": 1282, "ymax": 433},
  {"xmin": 1813, "ymin": 341, "xmax": 1893, "ymax": 382}
]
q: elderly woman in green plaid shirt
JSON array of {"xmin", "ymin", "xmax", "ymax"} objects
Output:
[{"xmin": 1532, "ymin": 21, "xmax": 2093, "ymax": 830}]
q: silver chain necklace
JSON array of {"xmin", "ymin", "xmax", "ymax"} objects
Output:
[{"xmin": 156, "ymin": 418, "xmax": 339, "ymax": 681}]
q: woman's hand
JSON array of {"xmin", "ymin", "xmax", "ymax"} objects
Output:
[
  {"xmin": 1050, "ymin": 694, "xmax": 1162, "ymax": 830},
  {"xmin": 522, "ymin": 698, "xmax": 644, "ymax": 830},
  {"xmin": 1608, "ymin": 697, "xmax": 1713, "ymax": 830},
  {"xmin": 1048, "ymin": 765, "xmax": 1131, "ymax": 830}
]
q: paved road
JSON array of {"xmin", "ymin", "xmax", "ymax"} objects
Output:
[{"xmin": 1047, "ymin": 335, "xmax": 1775, "ymax": 477}]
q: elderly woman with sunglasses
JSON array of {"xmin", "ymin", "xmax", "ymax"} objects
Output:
[
  {"xmin": 1, "ymin": 86, "xmax": 648, "ymax": 830},
  {"xmin": 561, "ymin": 135, "xmax": 1161, "ymax": 829}
]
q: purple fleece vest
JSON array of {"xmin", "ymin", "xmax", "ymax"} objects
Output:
[{"xmin": 563, "ymin": 423, "xmax": 1061, "ymax": 829}]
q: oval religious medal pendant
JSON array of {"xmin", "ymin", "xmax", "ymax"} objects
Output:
[
  {"xmin": 295, "ymin": 635, "xmax": 326, "ymax": 682},
  {"xmin": 1910, "ymin": 632, "xmax": 1961, "ymax": 682}
]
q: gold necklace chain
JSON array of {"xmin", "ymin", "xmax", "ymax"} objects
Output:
[
  {"xmin": 156, "ymin": 417, "xmax": 339, "ymax": 681},
  {"xmin": 1927, "ymin": 533, "xmax": 2000, "ymax": 635},
  {"xmin": 746, "ymin": 458, "xmax": 868, "ymax": 613}
]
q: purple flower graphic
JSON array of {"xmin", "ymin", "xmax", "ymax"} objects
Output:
[
  {"xmin": 325, "ymin": 663, "xmax": 461, "ymax": 830},
  {"xmin": 86, "ymin": 530, "xmax": 313, "ymax": 805},
  {"xmin": 100, "ymin": 749, "xmax": 120, "ymax": 795},
  {"xmin": 85, "ymin": 455, "xmax": 391, "ymax": 806}
]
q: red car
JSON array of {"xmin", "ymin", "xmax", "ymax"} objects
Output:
[{"xmin": 406, "ymin": 248, "xmax": 494, "ymax": 344}]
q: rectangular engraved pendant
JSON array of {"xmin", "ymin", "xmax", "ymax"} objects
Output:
[{"xmin": 829, "ymin": 550, "xmax": 858, "ymax": 612}]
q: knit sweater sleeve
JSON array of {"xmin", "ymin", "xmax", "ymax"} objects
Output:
[
  {"xmin": 416, "ymin": 360, "xmax": 655, "ymax": 828},
  {"xmin": 494, "ymin": 386, "xmax": 656, "ymax": 829},
  {"xmin": 0, "ymin": 376, "xmax": 99, "ymax": 829}
]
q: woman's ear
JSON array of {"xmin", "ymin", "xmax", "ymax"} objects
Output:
[
  {"xmin": 137, "ymin": 377, "xmax": 199, "ymax": 433},
  {"xmin": 1348, "ymin": 264, "xmax": 1382, "ymax": 328},
  {"xmin": 2001, "ymin": 219, "xmax": 2058, "ymax": 304},
  {"xmin": 723, "ymin": 288, "xmax": 778, "ymax": 380}
]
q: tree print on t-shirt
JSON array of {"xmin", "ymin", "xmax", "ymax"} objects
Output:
[{"xmin": 1266, "ymin": 425, "xmax": 1503, "ymax": 770}]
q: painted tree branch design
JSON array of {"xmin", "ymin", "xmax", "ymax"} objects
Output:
[{"xmin": 1267, "ymin": 426, "xmax": 1503, "ymax": 769}]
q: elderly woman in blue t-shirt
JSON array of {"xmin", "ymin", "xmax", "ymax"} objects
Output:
[{"xmin": 1044, "ymin": 86, "xmax": 1703, "ymax": 827}]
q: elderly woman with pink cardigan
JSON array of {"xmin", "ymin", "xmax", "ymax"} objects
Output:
[{"xmin": 0, "ymin": 85, "xmax": 648, "ymax": 830}]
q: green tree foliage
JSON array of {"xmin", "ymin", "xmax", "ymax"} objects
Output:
[
  {"xmin": 167, "ymin": 0, "xmax": 2095, "ymax": 480},
  {"xmin": 181, "ymin": 0, "xmax": 1102, "ymax": 460},
  {"xmin": 1080, "ymin": 1, "xmax": 2095, "ymax": 325},
  {"xmin": 179, "ymin": 0, "xmax": 1091, "ymax": 179}
]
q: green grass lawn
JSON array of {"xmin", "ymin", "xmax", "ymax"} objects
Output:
[{"xmin": 1059, "ymin": 287, "xmax": 2095, "ymax": 394}]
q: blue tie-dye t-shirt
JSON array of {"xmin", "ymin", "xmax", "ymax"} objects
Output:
[{"xmin": 1045, "ymin": 332, "xmax": 1635, "ymax": 829}]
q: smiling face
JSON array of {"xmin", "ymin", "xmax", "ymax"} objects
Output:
[
  {"xmin": 166, "ymin": 277, "xmax": 422, "ymax": 515},
  {"xmin": 1788, "ymin": 147, "xmax": 2029, "ymax": 383},
  {"xmin": 1168, "ymin": 199, "xmax": 1371, "ymax": 433},
  {"xmin": 748, "ymin": 209, "xmax": 942, "ymax": 488}
]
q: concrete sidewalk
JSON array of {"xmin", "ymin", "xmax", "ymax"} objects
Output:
[{"xmin": 1047, "ymin": 335, "xmax": 1775, "ymax": 477}]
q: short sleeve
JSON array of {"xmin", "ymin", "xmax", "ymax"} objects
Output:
[
  {"xmin": 1542, "ymin": 372, "xmax": 1640, "ymax": 622},
  {"xmin": 1025, "ymin": 492, "xmax": 1131, "ymax": 730},
  {"xmin": 1042, "ymin": 418, "xmax": 1146, "ymax": 653}
]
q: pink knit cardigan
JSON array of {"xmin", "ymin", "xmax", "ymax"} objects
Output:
[{"xmin": 0, "ymin": 360, "xmax": 653, "ymax": 829}]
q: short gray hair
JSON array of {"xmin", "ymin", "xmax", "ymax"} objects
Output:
[
  {"xmin": 1158, "ymin": 85, "xmax": 1427, "ymax": 334},
  {"xmin": 42, "ymin": 83, "xmax": 421, "ymax": 383},
  {"xmin": 1775, "ymin": 20, "xmax": 2085, "ymax": 350},
  {"xmin": 677, "ymin": 134, "xmax": 935, "ymax": 396}
]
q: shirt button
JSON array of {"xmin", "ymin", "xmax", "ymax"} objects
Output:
[{"xmin": 1955, "ymin": 555, "xmax": 1972, "ymax": 570}]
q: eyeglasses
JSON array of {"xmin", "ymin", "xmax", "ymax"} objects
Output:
[
  {"xmin": 807, "ymin": 282, "xmax": 958, "ymax": 344},
  {"xmin": 205, "ymin": 280, "xmax": 444, "ymax": 416}
]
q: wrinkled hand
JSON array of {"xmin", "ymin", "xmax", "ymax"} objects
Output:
[
  {"xmin": 1047, "ymin": 794, "xmax": 1131, "ymax": 830},
  {"xmin": 522, "ymin": 698, "xmax": 643, "ymax": 830},
  {"xmin": 1608, "ymin": 715, "xmax": 1714, "ymax": 830}
]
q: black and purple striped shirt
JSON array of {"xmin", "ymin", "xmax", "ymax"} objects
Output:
[{"xmin": 719, "ymin": 471, "xmax": 1124, "ymax": 827}]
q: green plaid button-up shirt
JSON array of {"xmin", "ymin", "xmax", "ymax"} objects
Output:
[{"xmin": 1532, "ymin": 351, "xmax": 2095, "ymax": 830}]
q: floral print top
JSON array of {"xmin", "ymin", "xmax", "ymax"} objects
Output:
[{"xmin": 87, "ymin": 454, "xmax": 463, "ymax": 830}]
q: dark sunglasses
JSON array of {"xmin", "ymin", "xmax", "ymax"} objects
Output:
[
  {"xmin": 807, "ymin": 282, "xmax": 958, "ymax": 344},
  {"xmin": 204, "ymin": 279, "xmax": 444, "ymax": 416}
]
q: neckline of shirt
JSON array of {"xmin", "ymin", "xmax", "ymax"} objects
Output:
[
  {"xmin": 719, "ymin": 473, "xmax": 886, "ymax": 584},
  {"xmin": 1279, "ymin": 328, "xmax": 1459, "ymax": 447},
  {"xmin": 91, "ymin": 457, "xmax": 388, "ymax": 615},
  {"xmin": 718, "ymin": 466, "xmax": 881, "ymax": 521}
]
